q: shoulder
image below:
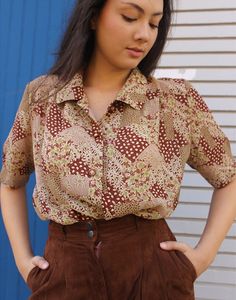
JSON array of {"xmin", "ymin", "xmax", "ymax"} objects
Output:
[
  {"xmin": 27, "ymin": 74, "xmax": 59, "ymax": 105},
  {"xmin": 147, "ymin": 76, "xmax": 191, "ymax": 94},
  {"xmin": 147, "ymin": 76, "xmax": 203, "ymax": 109},
  {"xmin": 27, "ymin": 74, "xmax": 58, "ymax": 90}
]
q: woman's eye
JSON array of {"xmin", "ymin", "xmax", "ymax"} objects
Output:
[
  {"xmin": 122, "ymin": 15, "xmax": 136, "ymax": 22},
  {"xmin": 150, "ymin": 24, "xmax": 159, "ymax": 29},
  {"xmin": 121, "ymin": 15, "xmax": 159, "ymax": 29}
]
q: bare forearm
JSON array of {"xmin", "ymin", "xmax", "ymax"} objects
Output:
[
  {"xmin": 0, "ymin": 184, "xmax": 33, "ymax": 268},
  {"xmin": 196, "ymin": 177, "xmax": 236, "ymax": 263}
]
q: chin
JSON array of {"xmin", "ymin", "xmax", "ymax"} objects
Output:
[{"xmin": 118, "ymin": 61, "xmax": 140, "ymax": 70}]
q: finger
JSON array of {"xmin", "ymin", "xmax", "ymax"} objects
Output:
[
  {"xmin": 160, "ymin": 241, "xmax": 188, "ymax": 252},
  {"xmin": 32, "ymin": 256, "xmax": 49, "ymax": 269}
]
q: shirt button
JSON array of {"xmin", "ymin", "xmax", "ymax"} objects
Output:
[{"xmin": 87, "ymin": 230, "xmax": 94, "ymax": 238}]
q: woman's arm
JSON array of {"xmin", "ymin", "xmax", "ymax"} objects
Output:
[
  {"xmin": 0, "ymin": 184, "xmax": 49, "ymax": 282},
  {"xmin": 160, "ymin": 176, "xmax": 236, "ymax": 277},
  {"xmin": 194, "ymin": 175, "xmax": 236, "ymax": 264}
]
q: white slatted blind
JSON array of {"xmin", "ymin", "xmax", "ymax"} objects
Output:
[{"xmin": 155, "ymin": 1, "xmax": 236, "ymax": 299}]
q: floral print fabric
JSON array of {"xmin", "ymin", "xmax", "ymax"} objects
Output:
[{"xmin": 0, "ymin": 67, "xmax": 235, "ymax": 224}]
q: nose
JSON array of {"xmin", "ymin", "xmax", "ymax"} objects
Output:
[{"xmin": 134, "ymin": 23, "xmax": 151, "ymax": 42}]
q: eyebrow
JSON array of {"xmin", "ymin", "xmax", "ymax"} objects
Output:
[{"xmin": 121, "ymin": 1, "xmax": 163, "ymax": 16}]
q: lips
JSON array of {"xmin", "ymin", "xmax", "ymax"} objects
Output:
[
  {"xmin": 127, "ymin": 47, "xmax": 144, "ymax": 52},
  {"xmin": 126, "ymin": 48, "xmax": 144, "ymax": 58}
]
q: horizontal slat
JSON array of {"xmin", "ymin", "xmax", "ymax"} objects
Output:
[
  {"xmin": 164, "ymin": 39, "xmax": 236, "ymax": 53},
  {"xmin": 213, "ymin": 112, "xmax": 236, "ymax": 126},
  {"xmin": 168, "ymin": 219, "xmax": 236, "ymax": 237},
  {"xmin": 229, "ymin": 142, "xmax": 236, "ymax": 152},
  {"xmin": 169, "ymin": 25, "xmax": 236, "ymax": 38},
  {"xmin": 197, "ymin": 269, "xmax": 236, "ymax": 285},
  {"xmin": 171, "ymin": 235, "xmax": 236, "ymax": 253},
  {"xmin": 191, "ymin": 82, "xmax": 236, "ymax": 97},
  {"xmin": 213, "ymin": 253, "xmax": 236, "ymax": 268},
  {"xmin": 205, "ymin": 98, "xmax": 236, "ymax": 111},
  {"xmin": 155, "ymin": 68, "xmax": 236, "ymax": 81},
  {"xmin": 174, "ymin": 0, "xmax": 236, "ymax": 10},
  {"xmin": 180, "ymin": 189, "xmax": 236, "ymax": 204},
  {"xmin": 172, "ymin": 203, "xmax": 210, "ymax": 218},
  {"xmin": 182, "ymin": 172, "xmax": 212, "ymax": 188},
  {"xmin": 174, "ymin": 11, "xmax": 236, "ymax": 25},
  {"xmin": 159, "ymin": 53, "xmax": 236, "ymax": 67},
  {"xmin": 169, "ymin": 1, "xmax": 236, "ymax": 298},
  {"xmin": 195, "ymin": 282, "xmax": 236, "ymax": 300},
  {"xmin": 179, "ymin": 187, "xmax": 213, "ymax": 203}
]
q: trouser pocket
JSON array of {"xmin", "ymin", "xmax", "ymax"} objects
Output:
[
  {"xmin": 26, "ymin": 262, "xmax": 56, "ymax": 292},
  {"xmin": 153, "ymin": 218, "xmax": 197, "ymax": 299},
  {"xmin": 160, "ymin": 218, "xmax": 197, "ymax": 282},
  {"xmin": 175, "ymin": 249, "xmax": 198, "ymax": 282},
  {"xmin": 26, "ymin": 237, "xmax": 58, "ymax": 292}
]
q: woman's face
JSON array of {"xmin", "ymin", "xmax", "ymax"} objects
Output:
[{"xmin": 91, "ymin": 0, "xmax": 164, "ymax": 70}]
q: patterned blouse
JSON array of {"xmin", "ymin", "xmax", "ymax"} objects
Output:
[{"xmin": 0, "ymin": 67, "xmax": 235, "ymax": 225}]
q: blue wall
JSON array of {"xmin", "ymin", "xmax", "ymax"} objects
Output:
[{"xmin": 0, "ymin": 1, "xmax": 75, "ymax": 299}]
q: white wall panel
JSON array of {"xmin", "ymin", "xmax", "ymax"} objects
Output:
[
  {"xmin": 160, "ymin": 1, "xmax": 236, "ymax": 298},
  {"xmin": 155, "ymin": 68, "xmax": 236, "ymax": 81},
  {"xmin": 170, "ymin": 25, "xmax": 236, "ymax": 38},
  {"xmin": 174, "ymin": 11, "xmax": 236, "ymax": 25},
  {"xmin": 159, "ymin": 54, "xmax": 236, "ymax": 67},
  {"xmin": 164, "ymin": 40, "xmax": 236, "ymax": 53},
  {"xmin": 174, "ymin": 0, "xmax": 236, "ymax": 10}
]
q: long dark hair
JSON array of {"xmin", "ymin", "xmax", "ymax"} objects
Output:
[{"xmin": 47, "ymin": 0, "xmax": 173, "ymax": 83}]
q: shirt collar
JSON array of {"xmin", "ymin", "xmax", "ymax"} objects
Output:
[{"xmin": 55, "ymin": 67, "xmax": 148, "ymax": 110}]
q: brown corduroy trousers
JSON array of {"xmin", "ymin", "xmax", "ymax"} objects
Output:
[{"xmin": 26, "ymin": 214, "xmax": 197, "ymax": 300}]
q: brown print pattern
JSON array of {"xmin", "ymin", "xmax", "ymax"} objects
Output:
[
  {"xmin": 159, "ymin": 120, "xmax": 188, "ymax": 163},
  {"xmin": 150, "ymin": 183, "xmax": 168, "ymax": 199},
  {"xmin": 0, "ymin": 67, "xmax": 235, "ymax": 224},
  {"xmin": 68, "ymin": 158, "xmax": 91, "ymax": 176},
  {"xmin": 33, "ymin": 103, "xmax": 45, "ymax": 118},
  {"xmin": 113, "ymin": 127, "xmax": 149, "ymax": 162},
  {"xmin": 199, "ymin": 135, "xmax": 225, "ymax": 166},
  {"xmin": 11, "ymin": 115, "xmax": 27, "ymax": 144},
  {"xmin": 46, "ymin": 103, "xmax": 72, "ymax": 137},
  {"xmin": 72, "ymin": 86, "xmax": 84, "ymax": 101},
  {"xmin": 190, "ymin": 87, "xmax": 209, "ymax": 112},
  {"xmin": 102, "ymin": 183, "xmax": 130, "ymax": 216}
]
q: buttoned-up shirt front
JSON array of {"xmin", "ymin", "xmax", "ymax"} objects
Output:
[{"xmin": 0, "ymin": 67, "xmax": 235, "ymax": 224}]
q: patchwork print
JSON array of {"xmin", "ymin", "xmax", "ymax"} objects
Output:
[{"xmin": 0, "ymin": 67, "xmax": 235, "ymax": 224}]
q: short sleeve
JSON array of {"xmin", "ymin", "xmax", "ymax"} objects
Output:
[
  {"xmin": 185, "ymin": 80, "xmax": 236, "ymax": 189},
  {"xmin": 0, "ymin": 83, "xmax": 35, "ymax": 188}
]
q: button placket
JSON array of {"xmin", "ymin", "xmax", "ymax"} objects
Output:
[
  {"xmin": 101, "ymin": 131, "xmax": 108, "ymax": 191},
  {"xmin": 91, "ymin": 121, "xmax": 109, "ymax": 211}
]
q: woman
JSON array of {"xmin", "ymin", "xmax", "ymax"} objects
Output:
[{"xmin": 1, "ymin": 0, "xmax": 236, "ymax": 299}]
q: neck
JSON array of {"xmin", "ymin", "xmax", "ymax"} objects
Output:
[{"xmin": 83, "ymin": 57, "xmax": 133, "ymax": 93}]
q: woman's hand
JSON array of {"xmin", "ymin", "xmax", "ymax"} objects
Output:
[
  {"xmin": 17, "ymin": 255, "xmax": 49, "ymax": 283},
  {"xmin": 160, "ymin": 241, "xmax": 213, "ymax": 278}
]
